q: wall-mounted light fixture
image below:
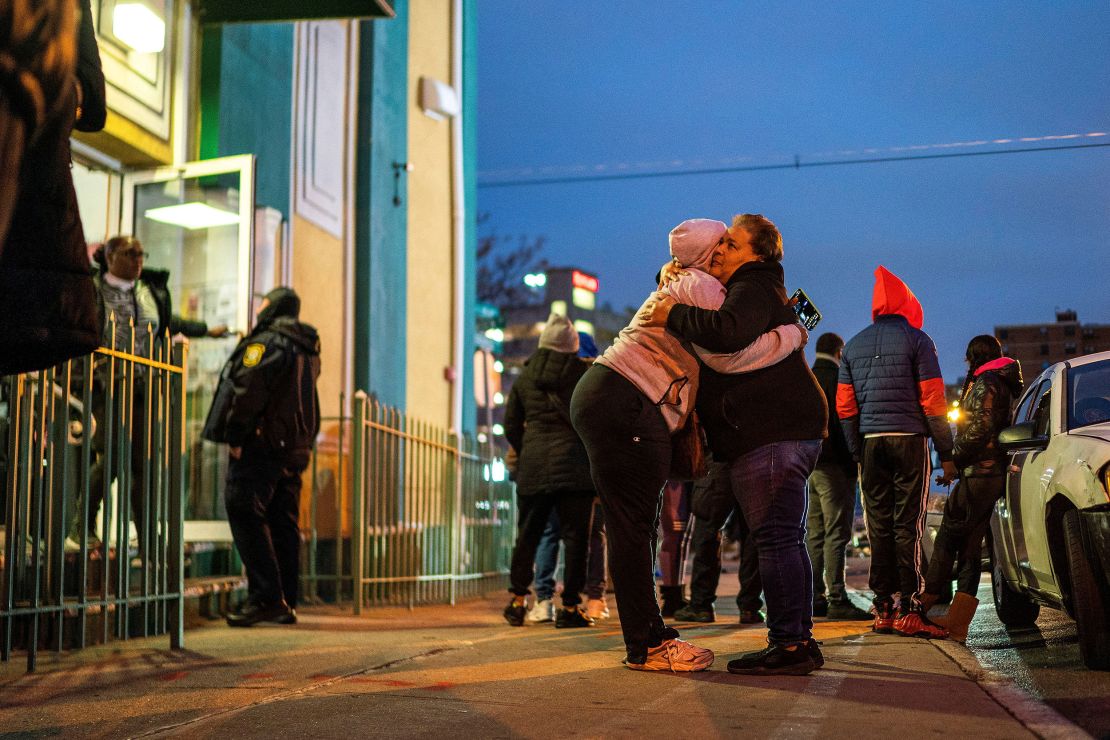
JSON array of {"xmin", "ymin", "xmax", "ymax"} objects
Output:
[
  {"xmin": 113, "ymin": 1, "xmax": 166, "ymax": 53},
  {"xmin": 418, "ymin": 77, "xmax": 459, "ymax": 121}
]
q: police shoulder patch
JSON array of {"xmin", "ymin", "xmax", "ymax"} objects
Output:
[{"xmin": 242, "ymin": 343, "xmax": 266, "ymax": 367}]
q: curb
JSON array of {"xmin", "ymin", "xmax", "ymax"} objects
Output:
[{"xmin": 933, "ymin": 639, "xmax": 1091, "ymax": 740}]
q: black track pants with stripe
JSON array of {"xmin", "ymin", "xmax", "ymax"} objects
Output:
[{"xmin": 860, "ymin": 434, "xmax": 930, "ymax": 607}]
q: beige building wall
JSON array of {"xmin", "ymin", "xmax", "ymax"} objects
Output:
[
  {"xmin": 291, "ymin": 215, "xmax": 346, "ymax": 419},
  {"xmin": 405, "ymin": 0, "xmax": 456, "ymax": 429}
]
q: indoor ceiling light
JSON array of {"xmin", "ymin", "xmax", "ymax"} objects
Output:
[
  {"xmin": 144, "ymin": 203, "xmax": 240, "ymax": 230},
  {"xmin": 113, "ymin": 2, "xmax": 166, "ymax": 54}
]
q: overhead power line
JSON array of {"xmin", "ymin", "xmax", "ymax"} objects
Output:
[{"xmin": 477, "ymin": 140, "xmax": 1110, "ymax": 189}]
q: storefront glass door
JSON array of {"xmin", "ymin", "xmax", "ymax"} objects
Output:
[{"xmin": 123, "ymin": 155, "xmax": 256, "ymax": 521}]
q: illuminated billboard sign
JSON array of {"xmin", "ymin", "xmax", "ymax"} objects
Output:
[{"xmin": 572, "ymin": 270, "xmax": 599, "ymax": 293}]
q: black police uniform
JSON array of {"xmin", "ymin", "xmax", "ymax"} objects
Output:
[{"xmin": 203, "ymin": 289, "xmax": 320, "ymax": 624}]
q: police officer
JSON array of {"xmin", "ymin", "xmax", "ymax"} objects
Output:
[{"xmin": 203, "ymin": 287, "xmax": 321, "ymax": 627}]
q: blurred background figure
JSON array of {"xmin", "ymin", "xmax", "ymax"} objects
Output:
[
  {"xmin": 503, "ymin": 314, "xmax": 596, "ymax": 629},
  {"xmin": 1, "ymin": 0, "xmax": 102, "ymax": 374}
]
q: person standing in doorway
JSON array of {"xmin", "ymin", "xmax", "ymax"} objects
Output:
[{"xmin": 204, "ymin": 288, "xmax": 321, "ymax": 627}]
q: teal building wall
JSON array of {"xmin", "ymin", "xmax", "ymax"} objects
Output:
[
  {"xmin": 354, "ymin": 3, "xmax": 409, "ymax": 410},
  {"xmin": 199, "ymin": 24, "xmax": 294, "ymax": 219}
]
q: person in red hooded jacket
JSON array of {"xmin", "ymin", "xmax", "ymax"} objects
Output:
[{"xmin": 836, "ymin": 266, "xmax": 957, "ymax": 639}]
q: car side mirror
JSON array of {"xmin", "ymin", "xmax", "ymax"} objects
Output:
[{"xmin": 998, "ymin": 421, "xmax": 1048, "ymax": 452}]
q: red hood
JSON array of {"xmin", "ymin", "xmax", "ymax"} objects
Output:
[
  {"xmin": 872, "ymin": 265, "xmax": 923, "ymax": 329},
  {"xmin": 974, "ymin": 356, "xmax": 1016, "ymax": 377}
]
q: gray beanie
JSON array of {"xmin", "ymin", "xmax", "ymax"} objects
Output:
[
  {"xmin": 669, "ymin": 218, "xmax": 727, "ymax": 270},
  {"xmin": 538, "ymin": 313, "xmax": 579, "ymax": 353}
]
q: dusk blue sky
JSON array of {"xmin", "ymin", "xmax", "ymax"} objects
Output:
[{"xmin": 476, "ymin": 1, "xmax": 1110, "ymax": 383}]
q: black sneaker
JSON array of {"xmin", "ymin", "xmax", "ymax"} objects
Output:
[
  {"xmin": 739, "ymin": 609, "xmax": 765, "ymax": 625},
  {"xmin": 673, "ymin": 604, "xmax": 715, "ymax": 623},
  {"xmin": 272, "ymin": 608, "xmax": 297, "ymax": 625},
  {"xmin": 826, "ymin": 601, "xmax": 873, "ymax": 621},
  {"xmin": 555, "ymin": 607, "xmax": 594, "ymax": 628},
  {"xmin": 226, "ymin": 600, "xmax": 292, "ymax": 627},
  {"xmin": 806, "ymin": 638, "xmax": 824, "ymax": 668},
  {"xmin": 727, "ymin": 642, "xmax": 817, "ymax": 676},
  {"xmin": 503, "ymin": 599, "xmax": 526, "ymax": 626},
  {"xmin": 813, "ymin": 598, "xmax": 829, "ymax": 617}
]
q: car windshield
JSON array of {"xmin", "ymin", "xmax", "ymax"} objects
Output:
[{"xmin": 1068, "ymin": 359, "xmax": 1110, "ymax": 430}]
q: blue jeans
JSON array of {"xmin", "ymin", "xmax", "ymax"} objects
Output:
[
  {"xmin": 729, "ymin": 439, "xmax": 822, "ymax": 645},
  {"xmin": 533, "ymin": 511, "xmax": 560, "ymax": 601}
]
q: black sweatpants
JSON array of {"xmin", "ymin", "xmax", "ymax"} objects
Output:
[
  {"xmin": 860, "ymin": 434, "xmax": 930, "ymax": 608},
  {"xmin": 509, "ymin": 490, "xmax": 595, "ymax": 607},
  {"xmin": 924, "ymin": 475, "xmax": 1003, "ymax": 597},
  {"xmin": 571, "ymin": 365, "xmax": 678, "ymax": 663},
  {"xmin": 688, "ymin": 461, "xmax": 762, "ymax": 612},
  {"xmin": 225, "ymin": 448, "xmax": 308, "ymax": 609}
]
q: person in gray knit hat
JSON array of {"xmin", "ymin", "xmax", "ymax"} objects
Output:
[
  {"xmin": 570, "ymin": 218, "xmax": 807, "ymax": 672},
  {"xmin": 502, "ymin": 312, "xmax": 596, "ymax": 628}
]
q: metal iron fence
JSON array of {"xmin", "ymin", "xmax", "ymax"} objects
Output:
[
  {"xmin": 302, "ymin": 392, "xmax": 515, "ymax": 609},
  {"xmin": 0, "ymin": 326, "xmax": 188, "ymax": 671}
]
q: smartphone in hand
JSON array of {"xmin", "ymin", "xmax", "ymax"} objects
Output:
[{"xmin": 790, "ymin": 288, "xmax": 822, "ymax": 330}]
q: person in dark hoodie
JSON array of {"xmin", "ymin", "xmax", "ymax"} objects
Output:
[
  {"xmin": 836, "ymin": 266, "xmax": 957, "ymax": 639},
  {"xmin": 203, "ymin": 288, "xmax": 321, "ymax": 627},
  {"xmin": 503, "ymin": 313, "xmax": 596, "ymax": 629},
  {"xmin": 915, "ymin": 335, "xmax": 1022, "ymax": 642}
]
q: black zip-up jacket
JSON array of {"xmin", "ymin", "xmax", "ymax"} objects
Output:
[
  {"xmin": 203, "ymin": 317, "xmax": 321, "ymax": 456},
  {"xmin": 813, "ymin": 356, "xmax": 854, "ymax": 468},
  {"xmin": 503, "ymin": 348, "xmax": 593, "ymax": 496},
  {"xmin": 666, "ymin": 260, "xmax": 827, "ymax": 461},
  {"xmin": 953, "ymin": 357, "xmax": 1023, "ymax": 477},
  {"xmin": 94, "ymin": 268, "xmax": 210, "ymax": 342}
]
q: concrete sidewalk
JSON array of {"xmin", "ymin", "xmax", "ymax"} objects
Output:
[{"xmin": 0, "ymin": 590, "xmax": 1085, "ymax": 739}]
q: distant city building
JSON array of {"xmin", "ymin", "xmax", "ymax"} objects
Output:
[
  {"xmin": 500, "ymin": 267, "xmax": 628, "ymax": 366},
  {"xmin": 478, "ymin": 267, "xmax": 631, "ymax": 448},
  {"xmin": 995, "ymin": 310, "xmax": 1110, "ymax": 376}
]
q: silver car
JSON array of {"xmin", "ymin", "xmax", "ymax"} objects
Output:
[{"xmin": 990, "ymin": 350, "xmax": 1110, "ymax": 670}]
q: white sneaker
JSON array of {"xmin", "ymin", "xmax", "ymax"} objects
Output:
[
  {"xmin": 525, "ymin": 598, "xmax": 555, "ymax": 623},
  {"xmin": 586, "ymin": 597, "xmax": 610, "ymax": 621},
  {"xmin": 624, "ymin": 638, "xmax": 714, "ymax": 672}
]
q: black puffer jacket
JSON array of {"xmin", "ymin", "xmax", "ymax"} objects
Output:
[
  {"xmin": 953, "ymin": 357, "xmax": 1023, "ymax": 477},
  {"xmin": 203, "ymin": 314, "xmax": 321, "ymax": 458},
  {"xmin": 503, "ymin": 348, "xmax": 593, "ymax": 496}
]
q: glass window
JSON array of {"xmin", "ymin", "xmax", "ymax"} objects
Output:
[
  {"xmin": 1067, "ymin": 359, "xmax": 1110, "ymax": 430},
  {"xmin": 998, "ymin": 329, "xmax": 1009, "ymax": 340},
  {"xmin": 1014, "ymin": 380, "xmax": 1044, "ymax": 424},
  {"xmin": 1040, "ymin": 344, "xmax": 1049, "ymax": 356},
  {"xmin": 1031, "ymin": 384, "xmax": 1053, "ymax": 437},
  {"xmin": 1065, "ymin": 343, "xmax": 1077, "ymax": 355},
  {"xmin": 1064, "ymin": 325, "xmax": 1076, "ymax": 337}
]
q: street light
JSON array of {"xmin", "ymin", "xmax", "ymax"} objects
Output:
[{"xmin": 523, "ymin": 273, "xmax": 547, "ymax": 289}]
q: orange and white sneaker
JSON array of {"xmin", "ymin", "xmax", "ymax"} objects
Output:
[
  {"xmin": 624, "ymin": 638, "xmax": 714, "ymax": 672},
  {"xmin": 586, "ymin": 597, "xmax": 610, "ymax": 621},
  {"xmin": 894, "ymin": 609, "xmax": 948, "ymax": 639}
]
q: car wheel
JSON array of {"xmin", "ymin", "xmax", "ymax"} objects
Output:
[
  {"xmin": 990, "ymin": 539, "xmax": 1039, "ymax": 628},
  {"xmin": 1062, "ymin": 509, "xmax": 1110, "ymax": 670}
]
